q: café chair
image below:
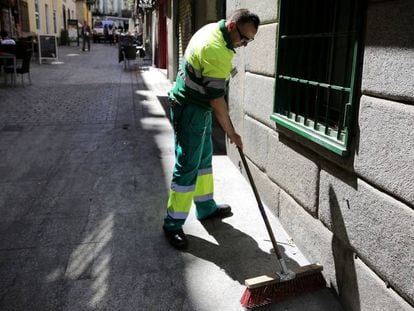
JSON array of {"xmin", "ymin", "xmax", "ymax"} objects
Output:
[
  {"xmin": 4, "ymin": 49, "xmax": 32, "ymax": 86},
  {"xmin": 122, "ymin": 45, "xmax": 138, "ymax": 70}
]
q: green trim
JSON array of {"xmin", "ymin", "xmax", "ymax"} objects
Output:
[
  {"xmin": 345, "ymin": 28, "xmax": 362, "ymax": 147},
  {"xmin": 271, "ymin": 114, "xmax": 348, "ymax": 156},
  {"xmin": 219, "ymin": 19, "xmax": 235, "ymax": 52}
]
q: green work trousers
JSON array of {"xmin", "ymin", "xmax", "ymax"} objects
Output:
[{"xmin": 164, "ymin": 102, "xmax": 218, "ymax": 231}]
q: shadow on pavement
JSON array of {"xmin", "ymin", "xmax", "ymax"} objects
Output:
[
  {"xmin": 0, "ymin": 45, "xmax": 197, "ymax": 310},
  {"xmin": 184, "ymin": 218, "xmax": 299, "ymax": 284}
]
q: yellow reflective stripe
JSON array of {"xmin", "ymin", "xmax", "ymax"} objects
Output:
[
  {"xmin": 167, "ymin": 189, "xmax": 194, "ymax": 217},
  {"xmin": 194, "ymin": 173, "xmax": 214, "ymax": 197}
]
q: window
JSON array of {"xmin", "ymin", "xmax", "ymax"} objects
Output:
[
  {"xmin": 271, "ymin": 0, "xmax": 363, "ymax": 156},
  {"xmin": 62, "ymin": 5, "xmax": 66, "ymax": 30},
  {"xmin": 45, "ymin": 4, "xmax": 49, "ymax": 34},
  {"xmin": 53, "ymin": 9, "xmax": 57, "ymax": 33},
  {"xmin": 19, "ymin": 0, "xmax": 30, "ymax": 32},
  {"xmin": 35, "ymin": 0, "xmax": 40, "ymax": 30}
]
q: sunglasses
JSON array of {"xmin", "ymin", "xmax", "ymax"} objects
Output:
[{"xmin": 236, "ymin": 24, "xmax": 254, "ymax": 44}]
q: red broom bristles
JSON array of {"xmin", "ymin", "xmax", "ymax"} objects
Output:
[{"xmin": 241, "ymin": 272, "xmax": 326, "ymax": 308}]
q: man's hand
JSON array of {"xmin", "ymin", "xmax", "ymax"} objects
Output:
[{"xmin": 228, "ymin": 132, "xmax": 243, "ymax": 149}]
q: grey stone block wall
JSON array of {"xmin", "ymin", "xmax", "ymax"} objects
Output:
[
  {"xmin": 278, "ymin": 189, "xmax": 337, "ymax": 282},
  {"xmin": 279, "ymin": 189, "xmax": 413, "ymax": 311},
  {"xmin": 362, "ymin": 0, "xmax": 414, "ymax": 102},
  {"xmin": 225, "ymin": 0, "xmax": 244, "ymax": 18},
  {"xmin": 243, "ymin": 116, "xmax": 270, "ymax": 170},
  {"xmin": 352, "ymin": 258, "xmax": 414, "ymax": 311},
  {"xmin": 267, "ymin": 134, "xmax": 319, "ymax": 214},
  {"xmin": 319, "ymin": 168, "xmax": 414, "ymax": 305},
  {"xmin": 229, "ymin": 52, "xmax": 246, "ymax": 128},
  {"xmin": 355, "ymin": 96, "xmax": 414, "ymax": 205},
  {"xmin": 244, "ymin": 0, "xmax": 278, "ymax": 23},
  {"xmin": 243, "ymin": 73, "xmax": 276, "ymax": 128},
  {"xmin": 226, "ymin": 0, "xmax": 414, "ymax": 309},
  {"xmin": 226, "ymin": 0, "xmax": 278, "ymax": 22},
  {"xmin": 243, "ymin": 156, "xmax": 281, "ymax": 217},
  {"xmin": 245, "ymin": 23, "xmax": 278, "ymax": 77}
]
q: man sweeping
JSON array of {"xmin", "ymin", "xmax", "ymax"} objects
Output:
[{"xmin": 163, "ymin": 9, "xmax": 260, "ymax": 249}]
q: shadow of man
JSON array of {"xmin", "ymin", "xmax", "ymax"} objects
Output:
[{"xmin": 182, "ymin": 217, "xmax": 297, "ymax": 285}]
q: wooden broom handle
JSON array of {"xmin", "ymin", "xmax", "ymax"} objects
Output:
[
  {"xmin": 227, "ymin": 115, "xmax": 284, "ymax": 261},
  {"xmin": 235, "ymin": 145, "xmax": 284, "ymax": 261}
]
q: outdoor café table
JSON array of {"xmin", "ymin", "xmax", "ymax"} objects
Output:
[{"xmin": 0, "ymin": 51, "xmax": 17, "ymax": 85}]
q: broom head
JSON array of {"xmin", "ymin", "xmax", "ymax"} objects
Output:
[{"xmin": 241, "ymin": 263, "xmax": 326, "ymax": 309}]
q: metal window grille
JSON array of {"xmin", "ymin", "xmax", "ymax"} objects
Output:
[{"xmin": 271, "ymin": 0, "xmax": 363, "ymax": 156}]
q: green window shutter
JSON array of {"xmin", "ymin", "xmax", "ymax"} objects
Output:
[{"xmin": 271, "ymin": 0, "xmax": 363, "ymax": 156}]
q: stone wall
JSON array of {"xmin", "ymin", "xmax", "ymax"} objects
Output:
[{"xmin": 226, "ymin": 0, "xmax": 414, "ymax": 309}]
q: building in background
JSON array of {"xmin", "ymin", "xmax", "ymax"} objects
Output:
[
  {"xmin": 0, "ymin": 0, "xmax": 89, "ymax": 40},
  {"xmin": 92, "ymin": 0, "xmax": 125, "ymax": 16},
  {"xmin": 0, "ymin": 0, "xmax": 23, "ymax": 37},
  {"xmin": 75, "ymin": 0, "xmax": 92, "ymax": 27}
]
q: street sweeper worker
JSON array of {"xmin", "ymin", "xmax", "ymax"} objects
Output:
[{"xmin": 163, "ymin": 9, "xmax": 260, "ymax": 249}]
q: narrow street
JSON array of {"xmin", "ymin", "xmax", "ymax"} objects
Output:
[{"xmin": 0, "ymin": 44, "xmax": 342, "ymax": 310}]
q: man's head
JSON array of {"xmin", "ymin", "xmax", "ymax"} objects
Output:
[{"xmin": 226, "ymin": 9, "xmax": 260, "ymax": 48}]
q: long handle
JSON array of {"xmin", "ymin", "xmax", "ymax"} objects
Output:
[{"xmin": 236, "ymin": 146, "xmax": 284, "ymax": 261}]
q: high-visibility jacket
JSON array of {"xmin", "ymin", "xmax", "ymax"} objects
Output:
[{"xmin": 169, "ymin": 19, "xmax": 236, "ymax": 110}]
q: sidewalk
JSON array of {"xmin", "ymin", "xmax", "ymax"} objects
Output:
[{"xmin": 0, "ymin": 44, "xmax": 343, "ymax": 310}]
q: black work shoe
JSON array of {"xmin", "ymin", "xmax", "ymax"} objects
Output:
[
  {"xmin": 203, "ymin": 204, "xmax": 232, "ymax": 220},
  {"xmin": 163, "ymin": 226, "xmax": 188, "ymax": 249}
]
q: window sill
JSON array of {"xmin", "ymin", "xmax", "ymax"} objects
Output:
[{"xmin": 270, "ymin": 114, "xmax": 349, "ymax": 156}]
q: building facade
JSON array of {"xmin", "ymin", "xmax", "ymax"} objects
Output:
[
  {"xmin": 27, "ymin": 0, "xmax": 78, "ymax": 35},
  {"xmin": 0, "ymin": 0, "xmax": 91, "ymax": 39},
  {"xmin": 224, "ymin": 0, "xmax": 413, "ymax": 310},
  {"xmin": 92, "ymin": 0, "xmax": 126, "ymax": 16},
  {"xmin": 75, "ymin": 0, "xmax": 91, "ymax": 25}
]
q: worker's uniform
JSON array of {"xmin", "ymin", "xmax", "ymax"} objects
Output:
[{"xmin": 164, "ymin": 19, "xmax": 235, "ymax": 231}]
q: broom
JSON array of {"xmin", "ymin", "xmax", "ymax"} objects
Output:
[{"xmin": 234, "ymin": 144, "xmax": 326, "ymax": 308}]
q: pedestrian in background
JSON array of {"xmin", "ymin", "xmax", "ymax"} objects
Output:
[
  {"xmin": 163, "ymin": 8, "xmax": 260, "ymax": 249},
  {"xmin": 104, "ymin": 24, "xmax": 109, "ymax": 44},
  {"xmin": 108, "ymin": 25, "xmax": 114, "ymax": 45},
  {"xmin": 81, "ymin": 21, "xmax": 91, "ymax": 51}
]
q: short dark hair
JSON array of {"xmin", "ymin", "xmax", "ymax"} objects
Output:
[{"xmin": 229, "ymin": 9, "xmax": 260, "ymax": 29}]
